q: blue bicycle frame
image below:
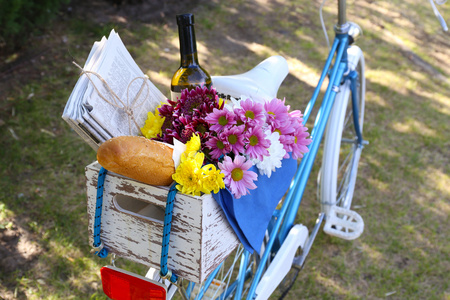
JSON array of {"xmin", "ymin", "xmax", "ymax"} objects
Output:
[
  {"xmin": 280, "ymin": 33, "xmax": 350, "ymax": 243},
  {"xmin": 244, "ymin": 32, "xmax": 352, "ymax": 299}
]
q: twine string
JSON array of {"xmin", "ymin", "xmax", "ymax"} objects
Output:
[{"xmin": 73, "ymin": 61, "xmax": 149, "ymax": 135}]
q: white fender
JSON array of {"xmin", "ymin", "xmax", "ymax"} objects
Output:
[{"xmin": 255, "ymin": 224, "xmax": 309, "ymax": 300}]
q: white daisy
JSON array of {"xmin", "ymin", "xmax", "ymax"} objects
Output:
[
  {"xmin": 253, "ymin": 130, "xmax": 286, "ymax": 178},
  {"xmin": 224, "ymin": 95, "xmax": 247, "ymax": 111}
]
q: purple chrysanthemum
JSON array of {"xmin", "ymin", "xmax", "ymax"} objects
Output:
[
  {"xmin": 176, "ymin": 86, "xmax": 220, "ymax": 117},
  {"xmin": 177, "ymin": 117, "xmax": 209, "ymax": 144},
  {"xmin": 158, "ymin": 104, "xmax": 175, "ymax": 135},
  {"xmin": 218, "ymin": 155, "xmax": 257, "ymax": 199},
  {"xmin": 155, "ymin": 86, "xmax": 222, "ymax": 145}
]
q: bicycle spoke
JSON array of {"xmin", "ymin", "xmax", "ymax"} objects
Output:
[
  {"xmin": 336, "ymin": 140, "xmax": 354, "ymax": 206},
  {"xmin": 343, "ymin": 110, "xmax": 353, "ymax": 130},
  {"xmin": 178, "ymin": 245, "xmax": 254, "ymax": 300}
]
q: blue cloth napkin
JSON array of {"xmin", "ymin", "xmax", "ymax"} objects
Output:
[{"xmin": 212, "ymin": 156, "xmax": 298, "ymax": 254}]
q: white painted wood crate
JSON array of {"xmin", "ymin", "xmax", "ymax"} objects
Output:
[{"xmin": 85, "ymin": 161, "xmax": 239, "ymax": 283}]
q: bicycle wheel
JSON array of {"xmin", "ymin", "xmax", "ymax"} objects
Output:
[
  {"xmin": 319, "ymin": 45, "xmax": 365, "ymax": 216},
  {"xmin": 175, "ymin": 245, "xmax": 263, "ymax": 300}
]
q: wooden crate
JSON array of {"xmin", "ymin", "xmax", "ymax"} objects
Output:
[{"xmin": 85, "ymin": 161, "xmax": 239, "ymax": 283}]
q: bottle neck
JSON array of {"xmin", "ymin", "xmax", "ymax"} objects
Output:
[
  {"xmin": 180, "ymin": 52, "xmax": 199, "ymax": 67},
  {"xmin": 178, "ymin": 24, "xmax": 199, "ymax": 67}
]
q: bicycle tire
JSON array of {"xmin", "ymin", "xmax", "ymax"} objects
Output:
[{"xmin": 319, "ymin": 45, "xmax": 365, "ymax": 215}]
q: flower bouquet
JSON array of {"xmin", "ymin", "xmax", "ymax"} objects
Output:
[{"xmin": 141, "ymin": 86, "xmax": 311, "ymax": 252}]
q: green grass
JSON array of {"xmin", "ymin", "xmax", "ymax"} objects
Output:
[{"xmin": 1, "ymin": 0, "xmax": 449, "ymax": 299}]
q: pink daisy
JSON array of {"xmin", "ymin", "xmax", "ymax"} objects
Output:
[
  {"xmin": 290, "ymin": 122, "xmax": 311, "ymax": 160},
  {"xmin": 205, "ymin": 108, "xmax": 236, "ymax": 133},
  {"xmin": 289, "ymin": 109, "xmax": 304, "ymax": 122},
  {"xmin": 218, "ymin": 155, "xmax": 258, "ymax": 199},
  {"xmin": 222, "ymin": 125, "xmax": 246, "ymax": 155},
  {"xmin": 205, "ymin": 133, "xmax": 231, "ymax": 159},
  {"xmin": 279, "ymin": 134, "xmax": 295, "ymax": 158},
  {"xmin": 264, "ymin": 98, "xmax": 290, "ymax": 129},
  {"xmin": 235, "ymin": 98, "xmax": 265, "ymax": 127},
  {"xmin": 245, "ymin": 126, "xmax": 271, "ymax": 161}
]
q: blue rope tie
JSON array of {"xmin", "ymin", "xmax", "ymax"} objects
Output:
[
  {"xmin": 93, "ymin": 167, "xmax": 109, "ymax": 258},
  {"xmin": 93, "ymin": 166, "xmax": 177, "ymax": 283},
  {"xmin": 160, "ymin": 184, "xmax": 179, "ymax": 283}
]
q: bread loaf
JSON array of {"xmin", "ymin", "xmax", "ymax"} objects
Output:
[{"xmin": 97, "ymin": 136, "xmax": 175, "ymax": 186}]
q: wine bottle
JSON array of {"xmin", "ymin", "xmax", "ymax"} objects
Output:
[{"xmin": 171, "ymin": 13, "xmax": 212, "ymax": 101}]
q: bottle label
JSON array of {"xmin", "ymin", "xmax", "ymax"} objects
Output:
[{"xmin": 171, "ymin": 91, "xmax": 182, "ymax": 101}]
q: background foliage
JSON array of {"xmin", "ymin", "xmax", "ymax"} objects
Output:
[{"xmin": 0, "ymin": 0, "xmax": 70, "ymax": 52}]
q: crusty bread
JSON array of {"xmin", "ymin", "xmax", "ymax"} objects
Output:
[{"xmin": 97, "ymin": 136, "xmax": 175, "ymax": 186}]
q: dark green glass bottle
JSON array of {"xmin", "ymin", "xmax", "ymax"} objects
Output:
[{"xmin": 171, "ymin": 13, "xmax": 212, "ymax": 101}]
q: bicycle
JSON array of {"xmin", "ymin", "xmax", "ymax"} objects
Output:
[
  {"xmin": 94, "ymin": 1, "xmax": 448, "ymax": 299},
  {"xmin": 167, "ymin": 1, "xmax": 366, "ymax": 298}
]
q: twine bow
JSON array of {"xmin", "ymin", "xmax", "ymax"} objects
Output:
[{"xmin": 73, "ymin": 61, "xmax": 149, "ymax": 135}]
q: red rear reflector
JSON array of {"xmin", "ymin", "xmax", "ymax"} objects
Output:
[{"xmin": 100, "ymin": 266, "xmax": 167, "ymax": 300}]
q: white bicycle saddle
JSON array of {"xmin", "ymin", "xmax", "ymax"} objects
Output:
[{"xmin": 212, "ymin": 55, "xmax": 289, "ymax": 101}]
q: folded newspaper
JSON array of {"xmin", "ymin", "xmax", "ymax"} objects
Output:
[{"xmin": 62, "ymin": 29, "xmax": 166, "ymax": 150}]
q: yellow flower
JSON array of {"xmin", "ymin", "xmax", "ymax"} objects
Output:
[
  {"xmin": 186, "ymin": 133, "xmax": 201, "ymax": 154},
  {"xmin": 172, "ymin": 152, "xmax": 205, "ymax": 196},
  {"xmin": 193, "ymin": 151, "xmax": 205, "ymax": 166},
  {"xmin": 181, "ymin": 134, "xmax": 202, "ymax": 163},
  {"xmin": 141, "ymin": 105, "xmax": 165, "ymax": 139},
  {"xmin": 173, "ymin": 136, "xmax": 225, "ymax": 196},
  {"xmin": 200, "ymin": 164, "xmax": 225, "ymax": 194}
]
